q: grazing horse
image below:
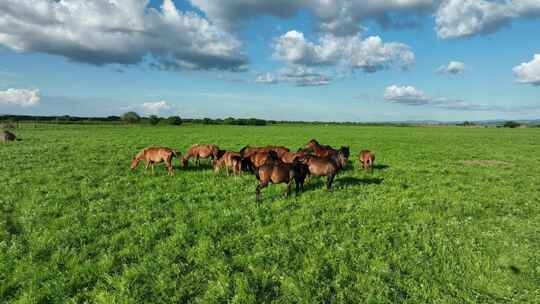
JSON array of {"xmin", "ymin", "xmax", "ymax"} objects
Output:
[
  {"xmin": 240, "ymin": 145, "xmax": 290, "ymax": 158},
  {"xmin": 255, "ymin": 157, "xmax": 309, "ymax": 202},
  {"xmin": 304, "ymin": 139, "xmax": 349, "ymax": 161},
  {"xmin": 131, "ymin": 147, "xmax": 180, "ymax": 176},
  {"xmin": 213, "ymin": 150, "xmax": 242, "ymax": 175},
  {"xmin": 1, "ymin": 130, "xmax": 17, "ymax": 142},
  {"xmin": 299, "ymin": 150, "xmax": 347, "ymax": 191},
  {"xmin": 182, "ymin": 144, "xmax": 219, "ymax": 167},
  {"xmin": 359, "ymin": 150, "xmax": 375, "ymax": 171}
]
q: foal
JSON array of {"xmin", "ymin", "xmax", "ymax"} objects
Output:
[
  {"xmin": 131, "ymin": 147, "xmax": 180, "ymax": 176},
  {"xmin": 255, "ymin": 157, "xmax": 308, "ymax": 202},
  {"xmin": 213, "ymin": 150, "xmax": 242, "ymax": 175},
  {"xmin": 358, "ymin": 150, "xmax": 375, "ymax": 171},
  {"xmin": 182, "ymin": 144, "xmax": 219, "ymax": 167}
]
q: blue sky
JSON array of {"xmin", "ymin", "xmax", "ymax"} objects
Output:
[{"xmin": 0, "ymin": 0, "xmax": 539, "ymax": 121}]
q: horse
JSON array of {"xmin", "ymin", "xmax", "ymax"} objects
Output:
[
  {"xmin": 358, "ymin": 150, "xmax": 375, "ymax": 171},
  {"xmin": 240, "ymin": 145, "xmax": 290, "ymax": 158},
  {"xmin": 131, "ymin": 147, "xmax": 180, "ymax": 176},
  {"xmin": 213, "ymin": 150, "xmax": 242, "ymax": 175},
  {"xmin": 304, "ymin": 139, "xmax": 349, "ymax": 161},
  {"xmin": 1, "ymin": 130, "xmax": 17, "ymax": 142},
  {"xmin": 280, "ymin": 148, "xmax": 310, "ymax": 164},
  {"xmin": 241, "ymin": 150, "xmax": 279, "ymax": 173},
  {"xmin": 255, "ymin": 157, "xmax": 309, "ymax": 202},
  {"xmin": 182, "ymin": 144, "xmax": 219, "ymax": 167},
  {"xmin": 298, "ymin": 150, "xmax": 347, "ymax": 191}
]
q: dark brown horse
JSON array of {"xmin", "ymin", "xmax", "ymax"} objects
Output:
[
  {"xmin": 182, "ymin": 144, "xmax": 219, "ymax": 167},
  {"xmin": 131, "ymin": 147, "xmax": 180, "ymax": 176},
  {"xmin": 299, "ymin": 150, "xmax": 347, "ymax": 191},
  {"xmin": 255, "ymin": 157, "xmax": 309, "ymax": 202},
  {"xmin": 358, "ymin": 150, "xmax": 375, "ymax": 171},
  {"xmin": 213, "ymin": 150, "xmax": 242, "ymax": 175}
]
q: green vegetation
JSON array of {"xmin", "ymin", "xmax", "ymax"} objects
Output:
[
  {"xmin": 121, "ymin": 111, "xmax": 141, "ymax": 124},
  {"xmin": 1, "ymin": 124, "xmax": 539, "ymax": 303},
  {"xmin": 148, "ymin": 115, "xmax": 161, "ymax": 126},
  {"xmin": 166, "ymin": 116, "xmax": 183, "ymax": 126}
]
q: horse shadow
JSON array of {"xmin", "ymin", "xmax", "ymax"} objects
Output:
[{"xmin": 176, "ymin": 162, "xmax": 213, "ymax": 172}]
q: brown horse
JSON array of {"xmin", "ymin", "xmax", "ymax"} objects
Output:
[
  {"xmin": 240, "ymin": 145, "xmax": 290, "ymax": 158},
  {"xmin": 359, "ymin": 150, "xmax": 375, "ymax": 171},
  {"xmin": 182, "ymin": 144, "xmax": 219, "ymax": 167},
  {"xmin": 299, "ymin": 150, "xmax": 347, "ymax": 191},
  {"xmin": 304, "ymin": 139, "xmax": 349, "ymax": 161},
  {"xmin": 131, "ymin": 147, "xmax": 180, "ymax": 176},
  {"xmin": 255, "ymin": 157, "xmax": 309, "ymax": 202},
  {"xmin": 280, "ymin": 148, "xmax": 310, "ymax": 164},
  {"xmin": 213, "ymin": 150, "xmax": 242, "ymax": 175},
  {"xmin": 241, "ymin": 150, "xmax": 279, "ymax": 173},
  {"xmin": 1, "ymin": 130, "xmax": 17, "ymax": 142}
]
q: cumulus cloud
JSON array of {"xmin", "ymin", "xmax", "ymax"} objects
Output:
[
  {"xmin": 255, "ymin": 66, "xmax": 331, "ymax": 87},
  {"xmin": 142, "ymin": 100, "xmax": 172, "ymax": 115},
  {"xmin": 190, "ymin": 0, "xmax": 434, "ymax": 35},
  {"xmin": 0, "ymin": 0, "xmax": 247, "ymax": 70},
  {"xmin": 383, "ymin": 85, "xmax": 519, "ymax": 111},
  {"xmin": 273, "ymin": 31, "xmax": 415, "ymax": 73},
  {"xmin": 0, "ymin": 88, "xmax": 40, "ymax": 107},
  {"xmin": 435, "ymin": 0, "xmax": 540, "ymax": 39},
  {"xmin": 437, "ymin": 61, "xmax": 466, "ymax": 74},
  {"xmin": 384, "ymin": 85, "xmax": 429, "ymax": 105},
  {"xmin": 513, "ymin": 54, "xmax": 540, "ymax": 86}
]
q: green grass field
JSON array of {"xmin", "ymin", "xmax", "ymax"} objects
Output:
[{"xmin": 1, "ymin": 124, "xmax": 539, "ymax": 303}]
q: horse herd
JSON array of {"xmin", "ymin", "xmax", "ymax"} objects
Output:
[{"xmin": 130, "ymin": 139, "xmax": 376, "ymax": 202}]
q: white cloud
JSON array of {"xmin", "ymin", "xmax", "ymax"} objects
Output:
[
  {"xmin": 0, "ymin": 88, "xmax": 40, "ymax": 107},
  {"xmin": 255, "ymin": 73, "xmax": 278, "ymax": 84},
  {"xmin": 272, "ymin": 31, "xmax": 415, "ymax": 73},
  {"xmin": 383, "ymin": 85, "xmax": 518, "ymax": 111},
  {"xmin": 255, "ymin": 66, "xmax": 331, "ymax": 87},
  {"xmin": 437, "ymin": 61, "xmax": 466, "ymax": 74},
  {"xmin": 384, "ymin": 85, "xmax": 429, "ymax": 105},
  {"xmin": 0, "ymin": 0, "xmax": 247, "ymax": 70},
  {"xmin": 142, "ymin": 100, "xmax": 172, "ymax": 115},
  {"xmin": 513, "ymin": 54, "xmax": 540, "ymax": 86},
  {"xmin": 435, "ymin": 0, "xmax": 540, "ymax": 39}
]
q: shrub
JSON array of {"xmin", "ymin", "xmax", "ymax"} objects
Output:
[
  {"xmin": 148, "ymin": 115, "xmax": 160, "ymax": 126},
  {"xmin": 122, "ymin": 112, "xmax": 141, "ymax": 124},
  {"xmin": 166, "ymin": 116, "xmax": 183, "ymax": 126},
  {"xmin": 503, "ymin": 121, "xmax": 520, "ymax": 128}
]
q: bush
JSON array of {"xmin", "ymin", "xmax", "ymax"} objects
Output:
[
  {"xmin": 503, "ymin": 121, "xmax": 520, "ymax": 128},
  {"xmin": 122, "ymin": 111, "xmax": 141, "ymax": 124},
  {"xmin": 148, "ymin": 115, "xmax": 160, "ymax": 126},
  {"xmin": 166, "ymin": 116, "xmax": 182, "ymax": 126}
]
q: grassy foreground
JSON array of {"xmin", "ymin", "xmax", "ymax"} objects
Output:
[{"xmin": 1, "ymin": 124, "xmax": 539, "ymax": 303}]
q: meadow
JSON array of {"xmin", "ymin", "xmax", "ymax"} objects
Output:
[{"xmin": 1, "ymin": 124, "xmax": 539, "ymax": 303}]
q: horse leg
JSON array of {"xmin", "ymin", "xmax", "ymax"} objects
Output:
[
  {"xmin": 327, "ymin": 174, "xmax": 335, "ymax": 192},
  {"xmin": 144, "ymin": 161, "xmax": 150, "ymax": 174},
  {"xmin": 285, "ymin": 181, "xmax": 292, "ymax": 198},
  {"xmin": 256, "ymin": 181, "xmax": 268, "ymax": 203},
  {"xmin": 167, "ymin": 159, "xmax": 173, "ymax": 176},
  {"xmin": 151, "ymin": 162, "xmax": 155, "ymax": 175}
]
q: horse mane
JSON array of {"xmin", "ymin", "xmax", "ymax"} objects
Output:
[{"xmin": 239, "ymin": 145, "xmax": 250, "ymax": 155}]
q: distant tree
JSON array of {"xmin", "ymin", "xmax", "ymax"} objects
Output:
[
  {"xmin": 122, "ymin": 111, "xmax": 141, "ymax": 124},
  {"xmin": 224, "ymin": 117, "xmax": 235, "ymax": 125},
  {"xmin": 460, "ymin": 121, "xmax": 476, "ymax": 126},
  {"xmin": 148, "ymin": 115, "xmax": 160, "ymax": 126},
  {"xmin": 166, "ymin": 116, "xmax": 183, "ymax": 126},
  {"xmin": 503, "ymin": 121, "xmax": 520, "ymax": 128}
]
